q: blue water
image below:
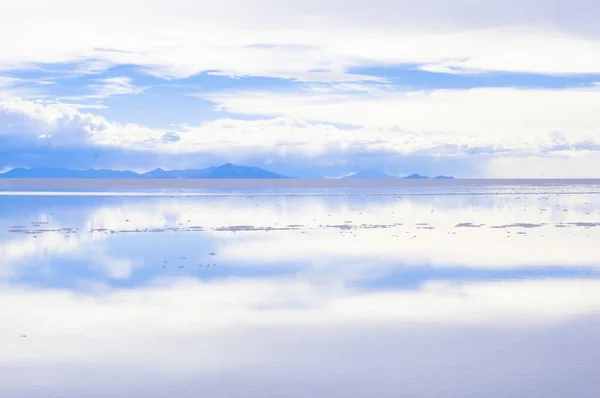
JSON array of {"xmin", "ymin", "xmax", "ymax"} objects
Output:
[{"xmin": 1, "ymin": 183, "xmax": 600, "ymax": 397}]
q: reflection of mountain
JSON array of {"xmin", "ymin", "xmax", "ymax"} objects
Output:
[{"xmin": 0, "ymin": 163, "xmax": 291, "ymax": 179}]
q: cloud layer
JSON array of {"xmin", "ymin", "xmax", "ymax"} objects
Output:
[{"xmin": 2, "ymin": 0, "xmax": 600, "ymax": 175}]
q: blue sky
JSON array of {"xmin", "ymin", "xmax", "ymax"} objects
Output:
[{"xmin": 2, "ymin": 0, "xmax": 600, "ymax": 177}]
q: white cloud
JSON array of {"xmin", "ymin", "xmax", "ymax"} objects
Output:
[
  {"xmin": 2, "ymin": 1, "xmax": 600, "ymax": 81},
  {"xmin": 77, "ymin": 77, "xmax": 146, "ymax": 100},
  {"xmin": 0, "ymin": 76, "xmax": 22, "ymax": 87},
  {"xmin": 205, "ymin": 86, "xmax": 600, "ymax": 138},
  {"xmin": 3, "ymin": 0, "xmax": 600, "ymax": 175},
  {"xmin": 201, "ymin": 86, "xmax": 600, "ymax": 161},
  {"xmin": 4, "ymin": 84, "xmax": 600, "ymax": 176}
]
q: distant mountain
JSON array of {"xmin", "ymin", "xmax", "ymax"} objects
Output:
[
  {"xmin": 159, "ymin": 163, "xmax": 291, "ymax": 179},
  {"xmin": 342, "ymin": 170, "xmax": 396, "ymax": 179},
  {"xmin": 403, "ymin": 173, "xmax": 429, "ymax": 180},
  {"xmin": 142, "ymin": 168, "xmax": 213, "ymax": 179},
  {"xmin": 0, "ymin": 165, "xmax": 452, "ymax": 180},
  {"xmin": 0, "ymin": 164, "xmax": 291, "ymax": 179},
  {"xmin": 0, "ymin": 167, "xmax": 139, "ymax": 179},
  {"xmin": 343, "ymin": 171, "xmax": 456, "ymax": 180}
]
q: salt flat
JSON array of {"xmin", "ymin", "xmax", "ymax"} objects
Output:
[{"xmin": 1, "ymin": 182, "xmax": 599, "ymax": 397}]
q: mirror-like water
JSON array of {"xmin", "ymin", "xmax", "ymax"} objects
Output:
[{"xmin": 2, "ymin": 182, "xmax": 600, "ymax": 397}]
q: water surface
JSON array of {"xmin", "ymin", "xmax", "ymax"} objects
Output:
[{"xmin": 1, "ymin": 181, "xmax": 600, "ymax": 397}]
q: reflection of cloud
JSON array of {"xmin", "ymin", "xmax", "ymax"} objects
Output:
[
  {"xmin": 83, "ymin": 194, "xmax": 600, "ymax": 268},
  {"xmin": 0, "ymin": 232, "xmax": 98, "ymax": 277},
  {"xmin": 1, "ymin": 276, "xmax": 600, "ymax": 397},
  {"xmin": 1, "ymin": 193, "xmax": 600, "ymax": 396},
  {"xmin": 2, "ymin": 193, "xmax": 600, "ymax": 282},
  {"xmin": 0, "ymin": 205, "xmax": 141, "ymax": 279},
  {"xmin": 0, "ymin": 232, "xmax": 137, "ymax": 280},
  {"xmin": 217, "ymin": 224, "xmax": 600, "ymax": 268},
  {"xmin": 2, "ymin": 276, "xmax": 600, "ymax": 347},
  {"xmin": 71, "ymin": 246, "xmax": 139, "ymax": 280}
]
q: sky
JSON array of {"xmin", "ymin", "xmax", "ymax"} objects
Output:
[{"xmin": 2, "ymin": 0, "xmax": 600, "ymax": 177}]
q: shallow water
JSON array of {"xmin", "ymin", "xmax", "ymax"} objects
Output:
[{"xmin": 1, "ymin": 183, "xmax": 600, "ymax": 397}]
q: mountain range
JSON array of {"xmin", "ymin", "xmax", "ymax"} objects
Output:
[
  {"xmin": 0, "ymin": 164, "xmax": 455, "ymax": 179},
  {"xmin": 0, "ymin": 164, "xmax": 291, "ymax": 179},
  {"xmin": 343, "ymin": 171, "xmax": 454, "ymax": 180}
]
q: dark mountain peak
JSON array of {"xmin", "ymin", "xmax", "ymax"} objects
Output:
[
  {"xmin": 403, "ymin": 173, "xmax": 429, "ymax": 180},
  {"xmin": 142, "ymin": 168, "xmax": 170, "ymax": 178},
  {"xmin": 206, "ymin": 163, "xmax": 289, "ymax": 179}
]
